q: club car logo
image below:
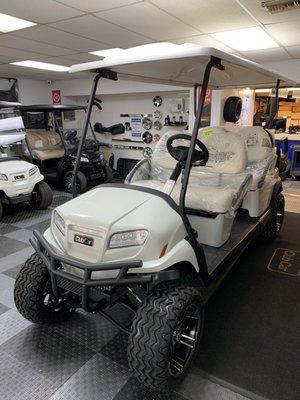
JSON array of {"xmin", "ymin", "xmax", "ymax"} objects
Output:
[
  {"xmin": 74, "ymin": 233, "xmax": 94, "ymax": 247},
  {"xmin": 267, "ymin": 248, "xmax": 300, "ymax": 277},
  {"xmin": 14, "ymin": 174, "xmax": 25, "ymax": 180}
]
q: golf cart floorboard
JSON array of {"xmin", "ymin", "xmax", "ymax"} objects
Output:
[{"xmin": 203, "ymin": 218, "xmax": 257, "ymax": 276}]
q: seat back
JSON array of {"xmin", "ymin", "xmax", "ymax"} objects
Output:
[
  {"xmin": 26, "ymin": 130, "xmax": 65, "ymax": 160},
  {"xmin": 233, "ymin": 126, "xmax": 277, "ymax": 189},
  {"xmin": 152, "ymin": 128, "xmax": 247, "ymax": 174}
]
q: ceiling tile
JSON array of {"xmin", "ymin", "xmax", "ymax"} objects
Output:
[
  {"xmin": 285, "ymin": 45, "xmax": 300, "ymax": 59},
  {"xmin": 173, "ymin": 34, "xmax": 235, "ymax": 53},
  {"xmin": 0, "ymin": 34, "xmax": 77, "ymax": 56},
  {"xmin": 96, "ymin": 2, "xmax": 199, "ymax": 40},
  {"xmin": 50, "ymin": 14, "xmax": 152, "ymax": 47},
  {"xmin": 0, "ymin": 46, "xmax": 47, "ymax": 61},
  {"xmin": 0, "ymin": 0, "xmax": 84, "ymax": 24},
  {"xmin": 11, "ymin": 26, "xmax": 107, "ymax": 53},
  {"xmin": 265, "ymin": 21, "xmax": 300, "ymax": 47},
  {"xmin": 149, "ymin": 0, "xmax": 256, "ymax": 33},
  {"xmin": 239, "ymin": 0, "xmax": 300, "ymax": 24},
  {"xmin": 55, "ymin": 0, "xmax": 139, "ymax": 13},
  {"xmin": 240, "ymin": 47, "xmax": 291, "ymax": 63}
]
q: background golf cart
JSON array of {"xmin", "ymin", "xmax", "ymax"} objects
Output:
[
  {"xmin": 15, "ymin": 44, "xmax": 294, "ymax": 395},
  {"xmin": 20, "ymin": 104, "xmax": 114, "ymax": 193},
  {"xmin": 0, "ymin": 101, "xmax": 53, "ymax": 220}
]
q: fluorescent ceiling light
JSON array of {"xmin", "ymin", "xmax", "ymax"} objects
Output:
[
  {"xmin": 0, "ymin": 12, "xmax": 36, "ymax": 33},
  {"xmin": 212, "ymin": 27, "xmax": 278, "ymax": 51},
  {"xmin": 89, "ymin": 48, "xmax": 123, "ymax": 57},
  {"xmin": 11, "ymin": 61, "xmax": 69, "ymax": 72}
]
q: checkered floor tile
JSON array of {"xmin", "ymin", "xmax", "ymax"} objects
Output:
[{"xmin": 3, "ymin": 185, "xmax": 298, "ymax": 400}]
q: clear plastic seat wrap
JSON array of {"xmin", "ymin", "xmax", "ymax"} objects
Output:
[
  {"xmin": 232, "ymin": 126, "xmax": 279, "ymax": 217},
  {"xmin": 126, "ymin": 128, "xmax": 251, "ymax": 215},
  {"xmin": 126, "ymin": 128, "xmax": 251, "ymax": 247},
  {"xmin": 26, "ymin": 130, "xmax": 65, "ymax": 160}
]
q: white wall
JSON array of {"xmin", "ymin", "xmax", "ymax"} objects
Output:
[{"xmin": 18, "ymin": 78, "xmax": 51, "ymax": 104}]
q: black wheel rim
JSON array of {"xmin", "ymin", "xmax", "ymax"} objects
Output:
[
  {"xmin": 276, "ymin": 199, "xmax": 284, "ymax": 233},
  {"xmin": 169, "ymin": 304, "xmax": 202, "ymax": 376},
  {"xmin": 64, "ymin": 173, "xmax": 80, "ymax": 192}
]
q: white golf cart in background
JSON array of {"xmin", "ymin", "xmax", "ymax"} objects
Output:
[
  {"xmin": 14, "ymin": 44, "xmax": 293, "ymax": 393},
  {"xmin": 0, "ymin": 101, "xmax": 53, "ymax": 220}
]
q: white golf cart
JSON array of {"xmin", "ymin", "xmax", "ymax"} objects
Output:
[
  {"xmin": 14, "ymin": 44, "xmax": 293, "ymax": 393},
  {"xmin": 0, "ymin": 101, "xmax": 53, "ymax": 220}
]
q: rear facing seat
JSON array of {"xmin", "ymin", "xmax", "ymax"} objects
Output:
[{"xmin": 26, "ymin": 130, "xmax": 65, "ymax": 160}]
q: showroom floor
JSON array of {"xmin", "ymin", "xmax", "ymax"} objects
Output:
[{"xmin": 0, "ymin": 182, "xmax": 299, "ymax": 400}]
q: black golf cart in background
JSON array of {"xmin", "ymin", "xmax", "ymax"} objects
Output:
[{"xmin": 20, "ymin": 104, "xmax": 114, "ymax": 193}]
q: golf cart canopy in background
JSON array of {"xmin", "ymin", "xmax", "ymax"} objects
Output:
[
  {"xmin": 0, "ymin": 101, "xmax": 25, "ymax": 147},
  {"xmin": 69, "ymin": 43, "xmax": 294, "ymax": 88},
  {"xmin": 19, "ymin": 104, "xmax": 86, "ymax": 112}
]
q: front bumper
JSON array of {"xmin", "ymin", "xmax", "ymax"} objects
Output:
[{"xmin": 30, "ymin": 230, "xmax": 179, "ymax": 312}]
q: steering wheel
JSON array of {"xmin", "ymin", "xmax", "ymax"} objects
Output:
[{"xmin": 166, "ymin": 134, "xmax": 209, "ymax": 166}]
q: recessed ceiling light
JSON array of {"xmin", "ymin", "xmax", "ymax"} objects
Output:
[
  {"xmin": 211, "ymin": 27, "xmax": 278, "ymax": 51},
  {"xmin": 0, "ymin": 12, "xmax": 36, "ymax": 33},
  {"xmin": 11, "ymin": 61, "xmax": 69, "ymax": 72},
  {"xmin": 89, "ymin": 48, "xmax": 123, "ymax": 58}
]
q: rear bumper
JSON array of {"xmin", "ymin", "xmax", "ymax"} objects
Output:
[{"xmin": 30, "ymin": 230, "xmax": 179, "ymax": 311}]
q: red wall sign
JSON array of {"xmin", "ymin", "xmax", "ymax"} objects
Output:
[{"xmin": 52, "ymin": 90, "xmax": 61, "ymax": 104}]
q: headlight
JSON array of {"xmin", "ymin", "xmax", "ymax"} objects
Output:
[
  {"xmin": 0, "ymin": 173, "xmax": 8, "ymax": 181},
  {"xmin": 53, "ymin": 210, "xmax": 65, "ymax": 236},
  {"xmin": 29, "ymin": 166, "xmax": 38, "ymax": 176},
  {"xmin": 108, "ymin": 230, "xmax": 148, "ymax": 249}
]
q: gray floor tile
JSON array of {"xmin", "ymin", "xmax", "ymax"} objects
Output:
[
  {"xmin": 0, "ymin": 302, "xmax": 9, "ymax": 316},
  {"xmin": 4, "ymin": 228, "xmax": 33, "ymax": 245},
  {"xmin": 0, "ymin": 309, "xmax": 31, "ymax": 346},
  {"xmin": 2, "ymin": 264, "xmax": 21, "ymax": 279},
  {"xmin": 0, "ymin": 246, "xmax": 33, "ymax": 274},
  {"xmin": 178, "ymin": 373, "xmax": 250, "ymax": 400},
  {"xmin": 1, "ymin": 206, "xmax": 51, "ymax": 228},
  {"xmin": 49, "ymin": 353, "xmax": 130, "ymax": 400},
  {"xmin": 0, "ymin": 273, "xmax": 17, "ymax": 309},
  {"xmin": 26, "ymin": 218, "xmax": 51, "ymax": 233},
  {"xmin": 0, "ymin": 236, "xmax": 28, "ymax": 258},
  {"xmin": 52, "ymin": 310, "xmax": 119, "ymax": 352},
  {"xmin": 0, "ymin": 348, "xmax": 56, "ymax": 400},
  {"xmin": 0, "ymin": 223, "xmax": 19, "ymax": 235},
  {"xmin": 100, "ymin": 331, "xmax": 129, "ymax": 367},
  {"xmin": 113, "ymin": 377, "xmax": 187, "ymax": 400},
  {"xmin": 1, "ymin": 324, "xmax": 95, "ymax": 386}
]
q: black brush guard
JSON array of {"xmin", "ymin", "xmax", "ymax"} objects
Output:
[{"xmin": 30, "ymin": 230, "xmax": 179, "ymax": 314}]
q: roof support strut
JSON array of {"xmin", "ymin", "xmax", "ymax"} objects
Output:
[
  {"xmin": 179, "ymin": 56, "xmax": 224, "ymax": 284},
  {"xmin": 71, "ymin": 69, "xmax": 117, "ymax": 198}
]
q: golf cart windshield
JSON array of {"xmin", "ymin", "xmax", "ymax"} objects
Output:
[
  {"xmin": 0, "ymin": 102, "xmax": 26, "ymax": 158},
  {"xmin": 20, "ymin": 104, "xmax": 89, "ymax": 161}
]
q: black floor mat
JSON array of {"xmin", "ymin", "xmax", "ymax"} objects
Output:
[{"xmin": 194, "ymin": 212, "xmax": 300, "ymax": 400}]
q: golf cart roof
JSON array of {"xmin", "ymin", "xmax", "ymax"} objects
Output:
[
  {"xmin": 69, "ymin": 43, "xmax": 294, "ymax": 88},
  {"xmin": 0, "ymin": 101, "xmax": 22, "ymax": 108},
  {"xmin": 20, "ymin": 104, "xmax": 86, "ymax": 112}
]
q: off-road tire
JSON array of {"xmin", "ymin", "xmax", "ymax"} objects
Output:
[
  {"xmin": 30, "ymin": 181, "xmax": 53, "ymax": 210},
  {"xmin": 128, "ymin": 285, "xmax": 204, "ymax": 393},
  {"xmin": 63, "ymin": 170, "xmax": 87, "ymax": 193},
  {"xmin": 14, "ymin": 252, "xmax": 75, "ymax": 324},
  {"xmin": 261, "ymin": 192, "xmax": 285, "ymax": 239}
]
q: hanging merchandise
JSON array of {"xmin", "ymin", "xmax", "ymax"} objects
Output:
[
  {"xmin": 131, "ymin": 116, "xmax": 142, "ymax": 138},
  {"xmin": 142, "ymin": 131, "xmax": 153, "ymax": 144},
  {"xmin": 124, "ymin": 122, "xmax": 132, "ymax": 131},
  {"xmin": 153, "ymin": 120, "xmax": 162, "ymax": 131},
  {"xmin": 142, "ymin": 146, "xmax": 153, "ymax": 158},
  {"xmin": 142, "ymin": 116, "xmax": 152, "ymax": 130},
  {"xmin": 153, "ymin": 95, "xmax": 162, "ymax": 107},
  {"xmin": 153, "ymin": 133, "xmax": 161, "ymax": 143},
  {"xmin": 153, "ymin": 110, "xmax": 162, "ymax": 119}
]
